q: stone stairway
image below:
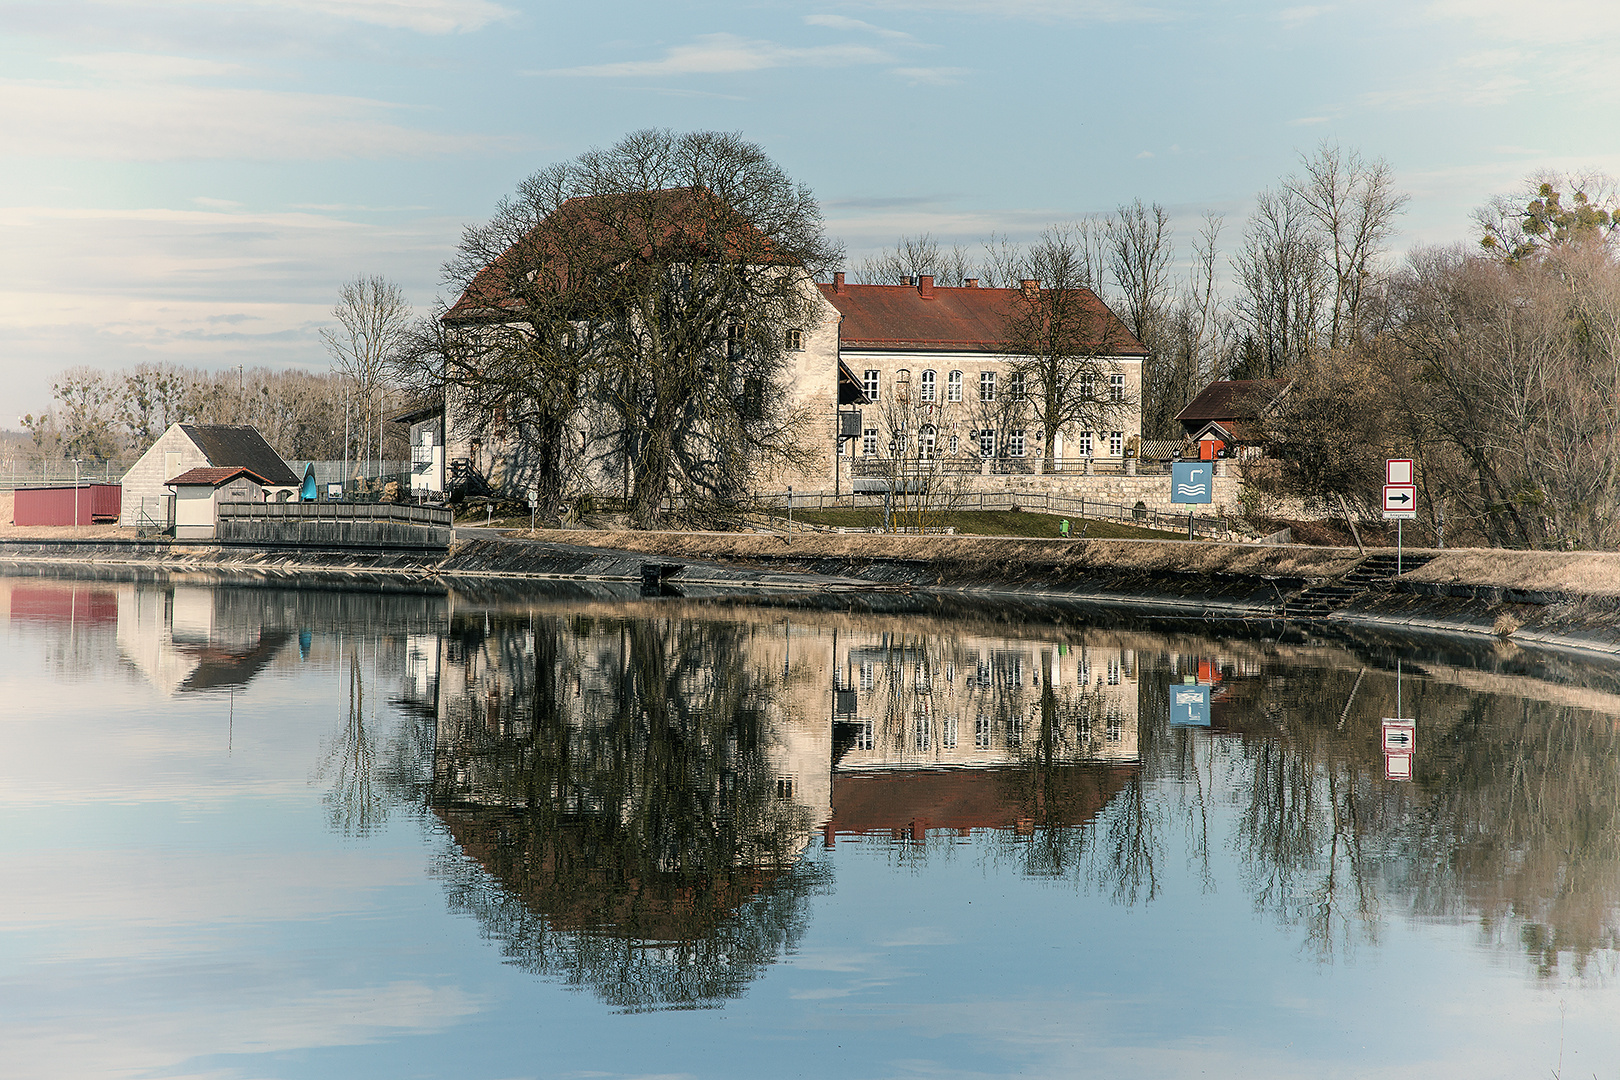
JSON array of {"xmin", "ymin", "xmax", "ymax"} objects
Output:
[{"xmin": 1282, "ymin": 551, "xmax": 1434, "ymax": 619}]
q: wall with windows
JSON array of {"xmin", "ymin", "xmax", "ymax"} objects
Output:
[{"xmin": 835, "ymin": 349, "xmax": 1144, "ymax": 470}]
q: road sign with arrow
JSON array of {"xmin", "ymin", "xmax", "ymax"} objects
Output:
[{"xmin": 1383, "ymin": 483, "xmax": 1417, "ymax": 519}]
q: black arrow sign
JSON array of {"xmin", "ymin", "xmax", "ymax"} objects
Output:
[
  {"xmin": 1389, "ymin": 491, "xmax": 1412, "ymax": 504},
  {"xmin": 1387, "ymin": 732, "xmax": 1411, "ymax": 747}
]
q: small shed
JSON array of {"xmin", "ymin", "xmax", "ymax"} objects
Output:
[
  {"xmin": 121, "ymin": 424, "xmax": 300, "ymax": 527},
  {"xmin": 167, "ymin": 467, "xmax": 269, "ymax": 540},
  {"xmin": 13, "ymin": 484, "xmax": 123, "ymax": 526}
]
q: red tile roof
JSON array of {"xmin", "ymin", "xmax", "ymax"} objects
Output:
[
  {"xmin": 445, "ymin": 187, "xmax": 785, "ymax": 323},
  {"xmin": 166, "ymin": 466, "xmax": 270, "ymax": 488},
  {"xmin": 819, "ymin": 278, "xmax": 1147, "ymax": 355}
]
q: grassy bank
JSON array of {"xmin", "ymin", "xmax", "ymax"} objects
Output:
[{"xmin": 765, "ymin": 507, "xmax": 1184, "ymax": 540}]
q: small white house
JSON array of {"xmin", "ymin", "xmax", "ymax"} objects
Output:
[
  {"xmin": 121, "ymin": 424, "xmax": 300, "ymax": 527},
  {"xmin": 391, "ymin": 402, "xmax": 445, "ymax": 496},
  {"xmin": 167, "ymin": 466, "xmax": 269, "ymax": 540}
]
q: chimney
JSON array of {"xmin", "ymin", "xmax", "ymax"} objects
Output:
[
  {"xmin": 1021, "ymin": 278, "xmax": 1040, "ymax": 298},
  {"xmin": 964, "ymin": 278, "xmax": 979, "ymax": 288},
  {"xmin": 918, "ymin": 274, "xmax": 934, "ymax": 298},
  {"xmin": 900, "ymin": 275, "xmax": 912, "ymax": 286},
  {"xmin": 833, "ymin": 271, "xmax": 847, "ymax": 294}
]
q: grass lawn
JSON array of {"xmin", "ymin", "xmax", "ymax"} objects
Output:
[{"xmin": 780, "ymin": 507, "xmax": 1186, "ymax": 540}]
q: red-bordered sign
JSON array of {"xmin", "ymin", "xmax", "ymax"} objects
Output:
[
  {"xmin": 1382, "ymin": 718, "xmax": 1416, "ymax": 752},
  {"xmin": 1385, "ymin": 751, "xmax": 1413, "ymax": 781},
  {"xmin": 1386, "ymin": 459, "xmax": 1414, "ymax": 485}
]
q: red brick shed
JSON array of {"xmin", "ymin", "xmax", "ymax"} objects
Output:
[{"xmin": 12, "ymin": 484, "xmax": 122, "ymax": 526}]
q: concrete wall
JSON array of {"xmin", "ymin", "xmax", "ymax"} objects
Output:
[{"xmin": 215, "ymin": 517, "xmax": 451, "ymax": 549}]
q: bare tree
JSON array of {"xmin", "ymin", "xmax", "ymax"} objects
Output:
[
  {"xmin": 1477, "ymin": 171, "xmax": 1619, "ymax": 263},
  {"xmin": 322, "ymin": 276, "xmax": 412, "ymax": 478},
  {"xmin": 853, "ymin": 232, "xmax": 976, "ymax": 287},
  {"xmin": 418, "ymin": 129, "xmax": 841, "ymax": 528},
  {"xmin": 1231, "ymin": 188, "xmax": 1330, "ymax": 378},
  {"xmin": 1002, "ymin": 228, "xmax": 1139, "ymax": 469},
  {"xmin": 1287, "ymin": 142, "xmax": 1408, "ymax": 350}
]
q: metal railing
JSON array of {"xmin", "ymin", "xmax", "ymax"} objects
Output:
[
  {"xmin": 754, "ymin": 489, "xmax": 1232, "ymax": 540},
  {"xmin": 849, "ymin": 455, "xmax": 1171, "ymax": 477},
  {"xmin": 217, "ymin": 502, "xmax": 453, "ymax": 527}
]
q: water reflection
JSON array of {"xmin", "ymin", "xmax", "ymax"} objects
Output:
[{"xmin": 8, "ymin": 569, "xmax": 1620, "ymax": 1005}]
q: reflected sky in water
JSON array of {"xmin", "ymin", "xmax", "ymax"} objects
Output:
[{"xmin": 3, "ymin": 568, "xmax": 1620, "ymax": 1079}]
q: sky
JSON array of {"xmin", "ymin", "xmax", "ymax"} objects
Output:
[{"xmin": 2, "ymin": 0, "xmax": 1617, "ymax": 423}]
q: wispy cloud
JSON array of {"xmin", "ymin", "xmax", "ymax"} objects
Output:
[
  {"xmin": 0, "ymin": 77, "xmax": 512, "ymax": 160},
  {"xmin": 541, "ymin": 33, "xmax": 894, "ymax": 77},
  {"xmin": 891, "ymin": 66, "xmax": 968, "ymax": 85},
  {"xmin": 1287, "ymin": 115, "xmax": 1330, "ymax": 126},
  {"xmin": 843, "ymin": 0, "xmax": 1171, "ymax": 23},
  {"xmin": 1278, "ymin": 4, "xmax": 1332, "ymax": 25},
  {"xmin": 83, "ymin": 0, "xmax": 518, "ymax": 35},
  {"xmin": 803, "ymin": 13, "xmax": 914, "ymax": 39}
]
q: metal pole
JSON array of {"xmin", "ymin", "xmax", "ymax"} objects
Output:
[
  {"xmin": 73, "ymin": 459, "xmax": 80, "ymax": 527},
  {"xmin": 833, "ymin": 405, "xmax": 839, "ymax": 500},
  {"xmin": 1398, "ymin": 520, "xmax": 1403, "ymax": 575}
]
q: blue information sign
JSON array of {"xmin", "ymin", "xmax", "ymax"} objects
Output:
[
  {"xmin": 1170, "ymin": 684, "xmax": 1211, "ymax": 726},
  {"xmin": 1171, "ymin": 461, "xmax": 1213, "ymax": 504}
]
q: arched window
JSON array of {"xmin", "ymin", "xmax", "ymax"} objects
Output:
[
  {"xmin": 947, "ymin": 370, "xmax": 963, "ymax": 402},
  {"xmin": 919, "ymin": 424, "xmax": 937, "ymax": 460},
  {"xmin": 920, "ymin": 369, "xmax": 936, "ymax": 402},
  {"xmin": 895, "ymin": 368, "xmax": 912, "ymax": 403}
]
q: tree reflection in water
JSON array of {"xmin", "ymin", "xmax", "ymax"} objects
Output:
[
  {"xmin": 403, "ymin": 601, "xmax": 1620, "ymax": 995},
  {"xmin": 427, "ymin": 611, "xmax": 829, "ymax": 1011}
]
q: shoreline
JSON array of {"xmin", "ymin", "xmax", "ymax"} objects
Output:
[{"xmin": 3, "ymin": 530, "xmax": 1619, "ymax": 659}]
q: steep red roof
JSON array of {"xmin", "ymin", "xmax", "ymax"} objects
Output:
[
  {"xmin": 166, "ymin": 466, "xmax": 270, "ymax": 488},
  {"xmin": 819, "ymin": 277, "xmax": 1147, "ymax": 355},
  {"xmin": 1174, "ymin": 379, "xmax": 1289, "ymax": 426},
  {"xmin": 445, "ymin": 186, "xmax": 784, "ymax": 323}
]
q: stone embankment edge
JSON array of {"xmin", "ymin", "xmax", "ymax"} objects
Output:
[{"xmin": 5, "ymin": 532, "xmax": 1620, "ymax": 658}]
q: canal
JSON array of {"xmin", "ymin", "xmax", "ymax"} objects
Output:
[{"xmin": 3, "ymin": 568, "xmax": 1618, "ymax": 1078}]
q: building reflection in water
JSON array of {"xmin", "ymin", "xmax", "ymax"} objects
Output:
[{"xmin": 421, "ymin": 602, "xmax": 1146, "ymax": 1009}]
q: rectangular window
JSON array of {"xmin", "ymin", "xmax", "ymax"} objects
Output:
[
  {"xmin": 1106, "ymin": 705, "xmax": 1122, "ymax": 743},
  {"xmin": 1009, "ymin": 371, "xmax": 1026, "ymax": 400},
  {"xmin": 919, "ymin": 427, "xmax": 935, "ymax": 460},
  {"xmin": 857, "ymin": 721, "xmax": 874, "ymax": 751},
  {"xmin": 913, "ymin": 712, "xmax": 931, "ymax": 752},
  {"xmin": 947, "ymin": 370, "xmax": 963, "ymax": 402},
  {"xmin": 785, "ymin": 328, "xmax": 803, "ymax": 351},
  {"xmin": 1110, "ymin": 373, "xmax": 1125, "ymax": 401},
  {"xmin": 1079, "ymin": 373, "xmax": 1095, "ymax": 399},
  {"xmin": 948, "ymin": 434, "xmax": 959, "ymax": 455},
  {"xmin": 975, "ymin": 714, "xmax": 992, "ymax": 750},
  {"xmin": 776, "ymin": 776, "xmax": 796, "ymax": 800},
  {"xmin": 1107, "ymin": 658, "xmax": 1121, "ymax": 686},
  {"xmin": 863, "ymin": 428, "xmax": 878, "ymax": 456},
  {"xmin": 859, "ymin": 660, "xmax": 874, "ymax": 691},
  {"xmin": 863, "ymin": 369, "xmax": 880, "ymax": 401},
  {"xmin": 1078, "ymin": 431, "xmax": 1093, "ymax": 457},
  {"xmin": 920, "ymin": 369, "xmax": 936, "ymax": 402},
  {"xmin": 1008, "ymin": 713, "xmax": 1022, "ymax": 747},
  {"xmin": 1110, "ymin": 431, "xmax": 1124, "ymax": 456},
  {"xmin": 1009, "ymin": 430, "xmax": 1026, "ymax": 457},
  {"xmin": 979, "ymin": 371, "xmax": 996, "ymax": 402},
  {"xmin": 978, "ymin": 429, "xmax": 995, "ymax": 457}
]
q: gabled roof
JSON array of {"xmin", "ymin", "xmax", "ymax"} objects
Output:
[
  {"xmin": 819, "ymin": 277, "xmax": 1147, "ymax": 356},
  {"xmin": 445, "ymin": 186, "xmax": 785, "ymax": 323},
  {"xmin": 1175, "ymin": 380, "xmax": 1289, "ymax": 424},
  {"xmin": 166, "ymin": 466, "xmax": 271, "ymax": 488},
  {"xmin": 179, "ymin": 424, "xmax": 299, "ymax": 486}
]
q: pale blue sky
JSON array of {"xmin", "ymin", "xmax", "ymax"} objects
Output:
[{"xmin": 2, "ymin": 0, "xmax": 1615, "ymax": 421}]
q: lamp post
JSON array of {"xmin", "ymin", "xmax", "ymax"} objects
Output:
[{"xmin": 72, "ymin": 459, "xmax": 81, "ymax": 528}]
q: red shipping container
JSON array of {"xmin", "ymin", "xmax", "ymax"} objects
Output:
[{"xmin": 12, "ymin": 484, "xmax": 122, "ymax": 526}]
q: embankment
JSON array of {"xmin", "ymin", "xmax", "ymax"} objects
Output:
[{"xmin": 3, "ymin": 530, "xmax": 1620, "ymax": 656}]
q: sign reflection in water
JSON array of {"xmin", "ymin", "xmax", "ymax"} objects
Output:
[
  {"xmin": 9, "ymin": 569, "xmax": 1620, "ymax": 1074},
  {"xmin": 417, "ymin": 605, "xmax": 1147, "ymax": 1010}
]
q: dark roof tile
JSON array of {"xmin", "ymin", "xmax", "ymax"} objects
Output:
[{"xmin": 180, "ymin": 425, "xmax": 299, "ymax": 486}]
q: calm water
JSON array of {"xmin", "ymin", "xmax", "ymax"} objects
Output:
[{"xmin": 4, "ymin": 569, "xmax": 1620, "ymax": 1079}]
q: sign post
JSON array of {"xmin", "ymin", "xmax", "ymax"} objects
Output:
[
  {"xmin": 1170, "ymin": 462, "xmax": 1213, "ymax": 540},
  {"xmin": 1382, "ymin": 459, "xmax": 1416, "ymax": 573}
]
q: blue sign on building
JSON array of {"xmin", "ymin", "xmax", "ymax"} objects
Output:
[
  {"xmin": 1170, "ymin": 683, "xmax": 1211, "ymax": 726},
  {"xmin": 1171, "ymin": 461, "xmax": 1213, "ymax": 504}
]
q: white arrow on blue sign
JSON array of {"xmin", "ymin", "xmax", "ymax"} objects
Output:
[
  {"xmin": 1171, "ymin": 462, "xmax": 1213, "ymax": 505},
  {"xmin": 1171, "ymin": 684, "xmax": 1211, "ymax": 726}
]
